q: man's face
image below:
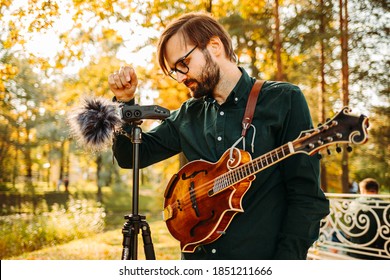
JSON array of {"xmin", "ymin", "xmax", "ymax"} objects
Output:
[{"xmin": 165, "ymin": 34, "xmax": 220, "ymax": 99}]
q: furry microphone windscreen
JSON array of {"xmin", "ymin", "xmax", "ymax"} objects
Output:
[{"xmin": 68, "ymin": 96, "xmax": 123, "ymax": 151}]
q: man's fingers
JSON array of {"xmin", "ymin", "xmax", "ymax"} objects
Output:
[
  {"xmin": 111, "ymin": 72, "xmax": 123, "ymax": 89},
  {"xmin": 108, "ymin": 73, "xmax": 118, "ymax": 89},
  {"xmin": 120, "ymin": 66, "xmax": 132, "ymax": 83}
]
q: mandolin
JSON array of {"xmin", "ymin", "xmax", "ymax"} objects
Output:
[{"xmin": 163, "ymin": 107, "xmax": 369, "ymax": 253}]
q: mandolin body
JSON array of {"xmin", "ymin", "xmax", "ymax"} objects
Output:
[{"xmin": 163, "ymin": 148, "xmax": 254, "ymax": 253}]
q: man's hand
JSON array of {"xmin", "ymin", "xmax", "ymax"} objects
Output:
[{"xmin": 108, "ymin": 66, "xmax": 138, "ymax": 102}]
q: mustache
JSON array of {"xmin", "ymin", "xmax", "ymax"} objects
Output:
[{"xmin": 184, "ymin": 79, "xmax": 197, "ymax": 88}]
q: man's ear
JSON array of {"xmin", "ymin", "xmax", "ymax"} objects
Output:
[{"xmin": 207, "ymin": 36, "xmax": 223, "ymax": 57}]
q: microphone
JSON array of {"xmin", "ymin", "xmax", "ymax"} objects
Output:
[
  {"xmin": 68, "ymin": 96, "xmax": 170, "ymax": 151},
  {"xmin": 68, "ymin": 96, "xmax": 122, "ymax": 151}
]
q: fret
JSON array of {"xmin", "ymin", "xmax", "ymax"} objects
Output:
[
  {"xmin": 244, "ymin": 166, "xmax": 249, "ymax": 177},
  {"xmin": 228, "ymin": 173, "xmax": 234, "ymax": 185},
  {"xmin": 245, "ymin": 166, "xmax": 250, "ymax": 177},
  {"xmin": 247, "ymin": 164, "xmax": 252, "ymax": 174},
  {"xmin": 217, "ymin": 178, "xmax": 223, "ymax": 191},
  {"xmin": 225, "ymin": 174, "xmax": 231, "ymax": 187},
  {"xmin": 236, "ymin": 170, "xmax": 240, "ymax": 182},
  {"xmin": 269, "ymin": 153, "xmax": 274, "ymax": 163},
  {"xmin": 274, "ymin": 150, "xmax": 278, "ymax": 161},
  {"xmin": 249, "ymin": 163, "xmax": 255, "ymax": 174},
  {"xmin": 220, "ymin": 177, "xmax": 226, "ymax": 190},
  {"xmin": 239, "ymin": 167, "xmax": 245, "ymax": 178},
  {"xmin": 255, "ymin": 159, "xmax": 260, "ymax": 171},
  {"xmin": 232, "ymin": 170, "xmax": 238, "ymax": 183},
  {"xmin": 251, "ymin": 164, "xmax": 255, "ymax": 175},
  {"xmin": 225, "ymin": 174, "xmax": 230, "ymax": 186}
]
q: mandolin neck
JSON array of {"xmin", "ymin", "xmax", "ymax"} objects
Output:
[{"xmin": 209, "ymin": 142, "xmax": 296, "ymax": 196}]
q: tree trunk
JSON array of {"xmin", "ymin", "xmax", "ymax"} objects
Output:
[
  {"xmin": 25, "ymin": 126, "xmax": 36, "ymax": 213},
  {"xmin": 96, "ymin": 154, "xmax": 103, "ymax": 203},
  {"xmin": 339, "ymin": 0, "xmax": 350, "ymax": 193},
  {"xmin": 319, "ymin": 0, "xmax": 328, "ymax": 192},
  {"xmin": 273, "ymin": 0, "xmax": 284, "ymax": 80},
  {"xmin": 58, "ymin": 140, "xmax": 65, "ymax": 190},
  {"xmin": 12, "ymin": 129, "xmax": 20, "ymax": 189},
  {"xmin": 205, "ymin": 0, "xmax": 213, "ymax": 13}
]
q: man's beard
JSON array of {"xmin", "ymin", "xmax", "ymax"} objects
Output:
[{"xmin": 185, "ymin": 51, "xmax": 220, "ymax": 99}]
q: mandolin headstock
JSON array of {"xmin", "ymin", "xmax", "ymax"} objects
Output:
[{"xmin": 293, "ymin": 107, "xmax": 369, "ymax": 156}]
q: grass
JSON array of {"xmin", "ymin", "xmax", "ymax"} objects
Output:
[{"xmin": 5, "ymin": 219, "xmax": 181, "ymax": 260}]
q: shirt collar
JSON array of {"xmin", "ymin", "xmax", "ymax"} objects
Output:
[
  {"xmin": 228, "ymin": 67, "xmax": 255, "ymax": 104},
  {"xmin": 204, "ymin": 66, "xmax": 255, "ymax": 105}
]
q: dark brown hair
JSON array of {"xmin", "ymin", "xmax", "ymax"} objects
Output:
[
  {"xmin": 157, "ymin": 12, "xmax": 236, "ymax": 75},
  {"xmin": 359, "ymin": 178, "xmax": 380, "ymax": 193}
]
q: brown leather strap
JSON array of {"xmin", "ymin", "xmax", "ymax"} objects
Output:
[{"xmin": 241, "ymin": 80, "xmax": 265, "ymax": 137}]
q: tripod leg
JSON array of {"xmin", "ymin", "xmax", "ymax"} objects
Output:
[
  {"xmin": 121, "ymin": 218, "xmax": 139, "ymax": 260},
  {"xmin": 121, "ymin": 221, "xmax": 132, "ymax": 260},
  {"xmin": 140, "ymin": 221, "xmax": 156, "ymax": 260}
]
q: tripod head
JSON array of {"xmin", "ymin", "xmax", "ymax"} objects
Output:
[{"xmin": 119, "ymin": 104, "xmax": 170, "ymax": 123}]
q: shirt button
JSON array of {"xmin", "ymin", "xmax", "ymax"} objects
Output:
[
  {"xmin": 217, "ymin": 136, "xmax": 222, "ymax": 141},
  {"xmin": 219, "ymin": 111, "xmax": 224, "ymax": 116},
  {"xmin": 211, "ymin": 249, "xmax": 217, "ymax": 254},
  {"xmin": 234, "ymin": 97, "xmax": 238, "ymax": 102}
]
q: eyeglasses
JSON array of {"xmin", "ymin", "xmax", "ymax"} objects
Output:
[{"xmin": 168, "ymin": 45, "xmax": 197, "ymax": 80}]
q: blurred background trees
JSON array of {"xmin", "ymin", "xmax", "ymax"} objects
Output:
[{"xmin": 1, "ymin": 0, "xmax": 389, "ymax": 207}]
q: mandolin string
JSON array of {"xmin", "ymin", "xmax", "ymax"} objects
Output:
[
  {"xmin": 170, "ymin": 145, "xmax": 291, "ymax": 209},
  {"xmin": 168, "ymin": 144, "xmax": 292, "ymax": 210},
  {"xmin": 169, "ymin": 145, "xmax": 291, "ymax": 211}
]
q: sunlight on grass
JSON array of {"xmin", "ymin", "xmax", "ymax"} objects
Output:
[{"xmin": 7, "ymin": 220, "xmax": 181, "ymax": 260}]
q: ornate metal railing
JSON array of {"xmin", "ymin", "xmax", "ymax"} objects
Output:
[{"xmin": 309, "ymin": 193, "xmax": 390, "ymax": 260}]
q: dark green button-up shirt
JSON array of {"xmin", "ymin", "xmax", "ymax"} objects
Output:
[{"xmin": 113, "ymin": 67, "xmax": 329, "ymax": 259}]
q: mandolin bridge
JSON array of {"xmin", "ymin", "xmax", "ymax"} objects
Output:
[{"xmin": 189, "ymin": 182, "xmax": 200, "ymax": 217}]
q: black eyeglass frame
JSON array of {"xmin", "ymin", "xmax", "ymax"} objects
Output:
[{"xmin": 168, "ymin": 45, "xmax": 198, "ymax": 80}]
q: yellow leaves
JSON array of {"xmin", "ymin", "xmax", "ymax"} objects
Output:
[
  {"xmin": 1, "ymin": 63, "xmax": 19, "ymax": 77},
  {"xmin": 3, "ymin": 21, "xmax": 24, "ymax": 48},
  {"xmin": 26, "ymin": 0, "xmax": 60, "ymax": 32},
  {"xmin": 101, "ymin": 28, "xmax": 123, "ymax": 44},
  {"xmin": 239, "ymin": 0, "xmax": 267, "ymax": 18},
  {"xmin": 72, "ymin": 0, "xmax": 115, "ymax": 20},
  {"xmin": 0, "ymin": 63, "xmax": 19, "ymax": 91}
]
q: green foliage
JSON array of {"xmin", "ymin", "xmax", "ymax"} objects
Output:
[
  {"xmin": 0, "ymin": 198, "xmax": 105, "ymax": 259},
  {"xmin": 350, "ymin": 105, "xmax": 390, "ymax": 191}
]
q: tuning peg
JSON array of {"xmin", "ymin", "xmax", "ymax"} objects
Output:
[
  {"xmin": 326, "ymin": 118, "xmax": 331, "ymax": 122},
  {"xmin": 336, "ymin": 145, "xmax": 342, "ymax": 153},
  {"xmin": 327, "ymin": 148, "xmax": 331, "ymax": 155},
  {"xmin": 347, "ymin": 145, "xmax": 353, "ymax": 153},
  {"xmin": 317, "ymin": 152, "xmax": 323, "ymax": 160}
]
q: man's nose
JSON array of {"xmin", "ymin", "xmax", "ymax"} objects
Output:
[{"xmin": 176, "ymin": 72, "xmax": 187, "ymax": 83}]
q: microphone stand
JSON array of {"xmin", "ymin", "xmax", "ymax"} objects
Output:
[
  {"xmin": 121, "ymin": 120, "xmax": 156, "ymax": 260},
  {"xmin": 118, "ymin": 103, "xmax": 169, "ymax": 260}
]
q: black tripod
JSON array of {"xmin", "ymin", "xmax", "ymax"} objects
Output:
[
  {"xmin": 121, "ymin": 122, "xmax": 156, "ymax": 260},
  {"xmin": 119, "ymin": 103, "xmax": 170, "ymax": 260}
]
